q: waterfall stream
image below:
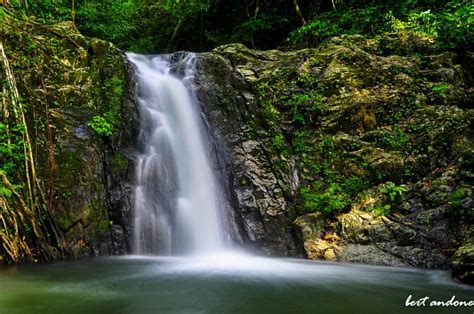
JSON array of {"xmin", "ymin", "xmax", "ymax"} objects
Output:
[{"xmin": 127, "ymin": 53, "xmax": 226, "ymax": 255}]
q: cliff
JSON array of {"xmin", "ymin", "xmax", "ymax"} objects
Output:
[
  {"xmin": 1, "ymin": 16, "xmax": 135, "ymax": 262},
  {"xmin": 194, "ymin": 34, "xmax": 473, "ymax": 284}
]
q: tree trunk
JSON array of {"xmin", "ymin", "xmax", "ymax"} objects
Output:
[
  {"xmin": 71, "ymin": 0, "xmax": 75, "ymax": 25},
  {"xmin": 293, "ymin": 0, "xmax": 307, "ymax": 25},
  {"xmin": 166, "ymin": 17, "xmax": 185, "ymax": 52}
]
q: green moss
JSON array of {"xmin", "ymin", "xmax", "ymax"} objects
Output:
[
  {"xmin": 431, "ymin": 83, "xmax": 448, "ymax": 98},
  {"xmin": 300, "ymin": 183, "xmax": 351, "ymax": 214},
  {"xmin": 450, "ymin": 187, "xmax": 470, "ymax": 208},
  {"xmin": 98, "ymin": 215, "xmax": 111, "ymax": 233},
  {"xmin": 2, "ymin": 15, "xmax": 126, "ymax": 262},
  {"xmin": 372, "ymin": 125, "xmax": 410, "ymax": 151},
  {"xmin": 370, "ymin": 204, "xmax": 393, "ymax": 216},
  {"xmin": 341, "ymin": 176, "xmax": 370, "ymax": 196},
  {"xmin": 288, "ymin": 1, "xmax": 473, "ymax": 51},
  {"xmin": 271, "ymin": 133, "xmax": 286, "ymax": 152},
  {"xmin": 114, "ymin": 152, "xmax": 128, "ymax": 172}
]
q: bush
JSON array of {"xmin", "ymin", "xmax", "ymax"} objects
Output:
[
  {"xmin": 379, "ymin": 181, "xmax": 407, "ymax": 202},
  {"xmin": 380, "ymin": 125, "xmax": 410, "ymax": 151},
  {"xmin": 88, "ymin": 116, "xmax": 113, "ymax": 137},
  {"xmin": 387, "ymin": 1, "xmax": 473, "ymax": 50},
  {"xmin": 287, "ymin": 5, "xmax": 390, "ymax": 48},
  {"xmin": 287, "ymin": 0, "xmax": 473, "ymax": 51},
  {"xmin": 300, "ymin": 183, "xmax": 351, "ymax": 214},
  {"xmin": 450, "ymin": 187, "xmax": 470, "ymax": 207},
  {"xmin": 341, "ymin": 176, "xmax": 370, "ymax": 196}
]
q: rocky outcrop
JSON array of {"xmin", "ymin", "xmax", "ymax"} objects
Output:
[
  {"xmin": 194, "ymin": 52, "xmax": 303, "ymax": 256},
  {"xmin": 2, "ymin": 17, "xmax": 135, "ymax": 262},
  {"xmin": 452, "ymin": 227, "xmax": 474, "ymax": 284},
  {"xmin": 3, "ymin": 14, "xmax": 472, "ymax": 284},
  {"xmin": 296, "ymin": 168, "xmax": 472, "ymax": 269},
  {"xmin": 194, "ymin": 33, "xmax": 473, "ymax": 283}
]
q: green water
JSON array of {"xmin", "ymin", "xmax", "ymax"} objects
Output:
[{"xmin": 0, "ymin": 254, "xmax": 472, "ymax": 314}]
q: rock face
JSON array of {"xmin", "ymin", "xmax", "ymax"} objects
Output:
[
  {"xmin": 452, "ymin": 227, "xmax": 474, "ymax": 284},
  {"xmin": 193, "ymin": 34, "xmax": 473, "ymax": 283},
  {"xmin": 2, "ymin": 18, "xmax": 135, "ymax": 262},
  {"xmin": 193, "ymin": 52, "xmax": 303, "ymax": 256}
]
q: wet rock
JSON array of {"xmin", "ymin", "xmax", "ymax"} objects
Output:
[
  {"xmin": 294, "ymin": 213, "xmax": 341, "ymax": 259},
  {"xmin": 192, "ymin": 34, "xmax": 472, "ymax": 283},
  {"xmin": 377, "ymin": 32, "xmax": 434, "ymax": 56},
  {"xmin": 2, "ymin": 17, "xmax": 134, "ymax": 262},
  {"xmin": 337, "ymin": 244, "xmax": 408, "ymax": 266},
  {"xmin": 194, "ymin": 52, "xmax": 303, "ymax": 256},
  {"xmin": 452, "ymin": 230, "xmax": 474, "ymax": 284}
]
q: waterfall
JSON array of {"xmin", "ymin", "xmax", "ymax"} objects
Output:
[{"xmin": 127, "ymin": 53, "xmax": 226, "ymax": 255}]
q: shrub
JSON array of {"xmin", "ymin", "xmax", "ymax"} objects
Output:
[
  {"xmin": 287, "ymin": 1, "xmax": 473, "ymax": 51},
  {"xmin": 450, "ymin": 187, "xmax": 470, "ymax": 208},
  {"xmin": 88, "ymin": 116, "xmax": 113, "ymax": 137},
  {"xmin": 381, "ymin": 125, "xmax": 410, "ymax": 151},
  {"xmin": 379, "ymin": 181, "xmax": 407, "ymax": 203},
  {"xmin": 300, "ymin": 183, "xmax": 351, "ymax": 214}
]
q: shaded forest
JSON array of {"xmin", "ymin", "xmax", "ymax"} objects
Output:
[{"xmin": 2, "ymin": 0, "xmax": 472, "ymax": 52}]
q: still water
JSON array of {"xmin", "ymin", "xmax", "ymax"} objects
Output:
[{"xmin": 0, "ymin": 253, "xmax": 472, "ymax": 314}]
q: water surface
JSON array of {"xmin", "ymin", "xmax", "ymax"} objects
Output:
[{"xmin": 0, "ymin": 254, "xmax": 472, "ymax": 314}]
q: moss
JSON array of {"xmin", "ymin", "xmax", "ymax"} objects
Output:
[
  {"xmin": 366, "ymin": 126, "xmax": 410, "ymax": 152},
  {"xmin": 113, "ymin": 152, "xmax": 128, "ymax": 172},
  {"xmin": 221, "ymin": 36, "xmax": 472, "ymax": 222},
  {"xmin": 300, "ymin": 184, "xmax": 351, "ymax": 214},
  {"xmin": 2, "ymin": 14, "xmax": 127, "ymax": 262},
  {"xmin": 450, "ymin": 187, "xmax": 471, "ymax": 208}
]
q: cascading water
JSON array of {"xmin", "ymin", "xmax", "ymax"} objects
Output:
[{"xmin": 127, "ymin": 53, "xmax": 226, "ymax": 255}]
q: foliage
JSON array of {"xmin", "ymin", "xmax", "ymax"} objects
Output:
[
  {"xmin": 88, "ymin": 116, "xmax": 114, "ymax": 137},
  {"xmin": 1, "ymin": 24, "xmax": 62, "ymax": 263},
  {"xmin": 6, "ymin": 0, "xmax": 472, "ymax": 52},
  {"xmin": 157, "ymin": 0, "xmax": 212, "ymax": 20},
  {"xmin": 341, "ymin": 176, "xmax": 370, "ymax": 196},
  {"xmin": 1, "ymin": 10, "xmax": 130, "ymax": 263},
  {"xmin": 136, "ymin": 0, "xmax": 216, "ymax": 51},
  {"xmin": 300, "ymin": 183, "xmax": 351, "ymax": 214},
  {"xmin": 431, "ymin": 83, "xmax": 448, "ymax": 98},
  {"xmin": 207, "ymin": 13, "xmax": 290, "ymax": 49},
  {"xmin": 287, "ymin": 5, "xmax": 391, "ymax": 48},
  {"xmin": 287, "ymin": 0, "xmax": 473, "ymax": 51},
  {"xmin": 370, "ymin": 204, "xmax": 393, "ymax": 217},
  {"xmin": 271, "ymin": 133, "xmax": 286, "ymax": 152},
  {"xmin": 387, "ymin": 1, "xmax": 473, "ymax": 50},
  {"xmin": 379, "ymin": 181, "xmax": 407, "ymax": 203},
  {"xmin": 75, "ymin": 1, "xmax": 138, "ymax": 50},
  {"xmin": 287, "ymin": 91, "xmax": 326, "ymax": 125},
  {"xmin": 379, "ymin": 125, "xmax": 410, "ymax": 151},
  {"xmin": 0, "ymin": 123, "xmax": 26, "ymax": 181},
  {"xmin": 255, "ymin": 67, "xmax": 328, "ymax": 129},
  {"xmin": 300, "ymin": 174, "xmax": 370, "ymax": 214},
  {"xmin": 363, "ymin": 182, "xmax": 407, "ymax": 216},
  {"xmin": 450, "ymin": 187, "xmax": 470, "ymax": 208}
]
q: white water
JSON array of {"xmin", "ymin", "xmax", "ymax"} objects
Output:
[{"xmin": 127, "ymin": 53, "xmax": 225, "ymax": 255}]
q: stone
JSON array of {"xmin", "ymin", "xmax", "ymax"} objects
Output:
[{"xmin": 2, "ymin": 15, "xmax": 135, "ymax": 262}]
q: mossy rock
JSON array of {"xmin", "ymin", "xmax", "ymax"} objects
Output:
[
  {"xmin": 452, "ymin": 229, "xmax": 474, "ymax": 284},
  {"xmin": 2, "ymin": 15, "xmax": 131, "ymax": 262}
]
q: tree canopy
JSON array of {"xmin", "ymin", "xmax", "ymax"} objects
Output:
[{"xmin": 2, "ymin": 0, "xmax": 473, "ymax": 53}]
